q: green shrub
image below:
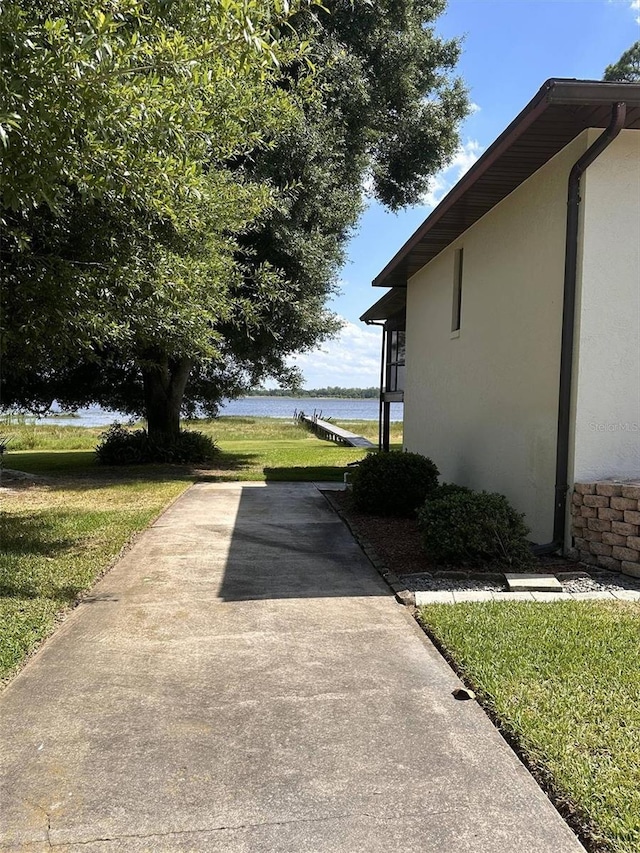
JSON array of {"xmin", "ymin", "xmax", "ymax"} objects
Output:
[
  {"xmin": 95, "ymin": 424, "xmax": 218, "ymax": 465},
  {"xmin": 417, "ymin": 488, "xmax": 533, "ymax": 568},
  {"xmin": 351, "ymin": 451, "xmax": 439, "ymax": 517},
  {"xmin": 429, "ymin": 482, "xmax": 472, "ymax": 500}
]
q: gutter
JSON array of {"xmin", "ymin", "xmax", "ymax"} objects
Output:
[
  {"xmin": 543, "ymin": 101, "xmax": 627, "ymax": 554},
  {"xmin": 373, "ymin": 79, "xmax": 640, "ymax": 291}
]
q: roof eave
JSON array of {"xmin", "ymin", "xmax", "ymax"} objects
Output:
[
  {"xmin": 360, "ymin": 287, "xmax": 407, "ymax": 323},
  {"xmin": 372, "ymin": 78, "xmax": 640, "ymax": 289},
  {"xmin": 545, "ymin": 79, "xmax": 640, "ymax": 104}
]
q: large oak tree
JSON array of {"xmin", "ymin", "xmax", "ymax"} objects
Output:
[
  {"xmin": 1, "ymin": 0, "xmax": 315, "ymax": 439},
  {"xmin": 219, "ymin": 0, "xmax": 469, "ymax": 401},
  {"xmin": 1, "ymin": 0, "xmax": 468, "ymax": 441}
]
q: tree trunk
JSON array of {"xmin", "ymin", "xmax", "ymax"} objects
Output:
[{"xmin": 142, "ymin": 356, "xmax": 193, "ymax": 444}]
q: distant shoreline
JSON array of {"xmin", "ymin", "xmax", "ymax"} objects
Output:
[
  {"xmin": 246, "ymin": 389, "xmax": 379, "ymax": 400},
  {"xmin": 246, "ymin": 396, "xmax": 380, "ymax": 401},
  {"xmin": 1, "ymin": 396, "xmax": 400, "ymax": 428}
]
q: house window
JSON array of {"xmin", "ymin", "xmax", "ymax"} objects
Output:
[{"xmin": 452, "ymin": 248, "xmax": 463, "ymax": 333}]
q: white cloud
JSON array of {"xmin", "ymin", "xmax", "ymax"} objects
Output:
[
  {"xmin": 469, "ymin": 102, "xmax": 482, "ymax": 114},
  {"xmin": 287, "ymin": 318, "xmax": 382, "ymax": 388},
  {"xmin": 420, "ymin": 138, "xmax": 484, "ymax": 209},
  {"xmin": 611, "ymin": 0, "xmax": 640, "ymax": 19},
  {"xmin": 451, "ymin": 138, "xmax": 483, "ymax": 175}
]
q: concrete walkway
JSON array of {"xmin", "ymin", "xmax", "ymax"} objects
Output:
[{"xmin": 0, "ymin": 482, "xmax": 584, "ymax": 852}]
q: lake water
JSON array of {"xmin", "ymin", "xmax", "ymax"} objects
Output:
[
  {"xmin": 219, "ymin": 397, "xmax": 403, "ymax": 422},
  {"xmin": 18, "ymin": 398, "xmax": 403, "ymax": 427}
]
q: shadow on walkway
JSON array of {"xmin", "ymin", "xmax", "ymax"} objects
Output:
[{"xmin": 212, "ymin": 482, "xmax": 388, "ymax": 601}]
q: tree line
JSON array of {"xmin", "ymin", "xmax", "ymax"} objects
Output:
[{"xmin": 247, "ymin": 387, "xmax": 379, "ymax": 398}]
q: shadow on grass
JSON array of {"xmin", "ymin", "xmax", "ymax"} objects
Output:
[
  {"xmin": 0, "ymin": 509, "xmax": 101, "ymax": 600},
  {"xmin": 5, "ymin": 449, "xmax": 261, "ymax": 489},
  {"xmin": 5, "ymin": 446, "xmax": 363, "ymax": 488},
  {"xmin": 264, "ymin": 465, "xmax": 347, "ymax": 482},
  {"xmin": 0, "ymin": 578, "xmax": 88, "ymax": 603},
  {"xmin": 5, "ymin": 451, "xmax": 98, "ymax": 476},
  {"xmin": 0, "ymin": 514, "xmax": 74, "ymax": 557}
]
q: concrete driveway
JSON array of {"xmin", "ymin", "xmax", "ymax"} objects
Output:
[{"xmin": 0, "ymin": 482, "xmax": 584, "ymax": 851}]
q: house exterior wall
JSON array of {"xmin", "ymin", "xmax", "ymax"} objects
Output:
[
  {"xmin": 570, "ymin": 130, "xmax": 640, "ymax": 490},
  {"xmin": 404, "ymin": 132, "xmax": 591, "ymax": 544}
]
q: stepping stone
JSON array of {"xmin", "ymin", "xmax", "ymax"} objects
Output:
[{"xmin": 505, "ymin": 573, "xmax": 563, "ymax": 592}]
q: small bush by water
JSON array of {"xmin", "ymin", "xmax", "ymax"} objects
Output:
[{"xmin": 95, "ymin": 424, "xmax": 218, "ymax": 465}]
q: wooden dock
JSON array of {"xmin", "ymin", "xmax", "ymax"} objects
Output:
[{"xmin": 297, "ymin": 412, "xmax": 374, "ymax": 448}]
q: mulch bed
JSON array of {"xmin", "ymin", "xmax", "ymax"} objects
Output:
[
  {"xmin": 328, "ymin": 489, "xmax": 575, "ymax": 577},
  {"xmin": 329, "ymin": 489, "xmax": 433, "ymax": 575}
]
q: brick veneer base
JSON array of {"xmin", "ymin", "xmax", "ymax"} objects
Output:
[{"xmin": 570, "ymin": 480, "xmax": 640, "ymax": 578}]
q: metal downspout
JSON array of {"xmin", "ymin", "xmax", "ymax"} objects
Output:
[{"xmin": 547, "ymin": 101, "xmax": 627, "ymax": 553}]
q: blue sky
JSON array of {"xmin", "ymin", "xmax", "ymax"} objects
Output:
[{"xmin": 289, "ymin": 0, "xmax": 639, "ymax": 388}]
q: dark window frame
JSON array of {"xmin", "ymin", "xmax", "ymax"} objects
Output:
[
  {"xmin": 452, "ymin": 247, "xmax": 463, "ymax": 333},
  {"xmin": 385, "ymin": 329, "xmax": 405, "ymax": 393}
]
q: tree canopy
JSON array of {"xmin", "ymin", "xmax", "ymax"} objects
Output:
[
  {"xmin": 219, "ymin": 0, "xmax": 468, "ymax": 404},
  {"xmin": 1, "ymin": 0, "xmax": 315, "ymax": 433},
  {"xmin": 603, "ymin": 40, "xmax": 640, "ymax": 82},
  {"xmin": 1, "ymin": 0, "xmax": 468, "ymax": 442}
]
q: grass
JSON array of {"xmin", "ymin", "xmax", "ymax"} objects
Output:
[
  {"xmin": 418, "ymin": 601, "xmax": 640, "ymax": 853},
  {"xmin": 205, "ymin": 416, "xmax": 402, "ymax": 480},
  {"xmin": 2, "ymin": 416, "xmax": 403, "ymax": 481},
  {"xmin": 2, "ymin": 414, "xmax": 400, "ymax": 448},
  {"xmin": 0, "ymin": 416, "xmax": 402, "ymax": 681},
  {"xmin": 1, "ymin": 423, "xmax": 103, "ymax": 451},
  {"xmin": 0, "ymin": 476, "xmax": 190, "ymax": 681},
  {"xmin": 203, "ymin": 417, "xmax": 401, "ymax": 480},
  {"xmin": 0, "ymin": 418, "xmax": 135, "ymax": 451}
]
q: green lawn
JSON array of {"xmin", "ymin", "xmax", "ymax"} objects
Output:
[
  {"xmin": 418, "ymin": 601, "xmax": 640, "ymax": 853},
  {"xmin": 1, "ymin": 416, "xmax": 402, "ymax": 681},
  {"xmin": 0, "ymin": 476, "xmax": 190, "ymax": 681},
  {"xmin": 196, "ymin": 416, "xmax": 402, "ymax": 480},
  {"xmin": 3, "ymin": 416, "xmax": 403, "ymax": 482},
  {"xmin": 1, "ymin": 421, "xmax": 121, "ymax": 451}
]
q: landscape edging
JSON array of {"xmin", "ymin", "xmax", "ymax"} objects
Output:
[{"xmin": 321, "ymin": 489, "xmax": 416, "ymax": 606}]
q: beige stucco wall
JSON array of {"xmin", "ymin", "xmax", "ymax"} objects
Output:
[
  {"xmin": 570, "ymin": 129, "xmax": 640, "ymax": 487},
  {"xmin": 404, "ymin": 132, "xmax": 593, "ymax": 544}
]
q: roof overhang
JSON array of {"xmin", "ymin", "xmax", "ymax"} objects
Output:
[
  {"xmin": 373, "ymin": 78, "xmax": 640, "ymax": 290},
  {"xmin": 360, "ymin": 287, "xmax": 406, "ymax": 323}
]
